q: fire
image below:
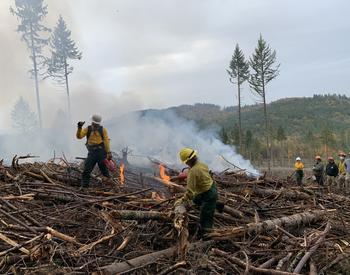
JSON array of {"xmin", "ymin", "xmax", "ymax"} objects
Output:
[
  {"xmin": 159, "ymin": 164, "xmax": 170, "ymax": 182},
  {"xmin": 119, "ymin": 163, "xmax": 125, "ymax": 185}
]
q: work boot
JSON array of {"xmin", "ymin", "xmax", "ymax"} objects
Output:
[{"xmin": 216, "ymin": 201, "xmax": 225, "ymax": 213}]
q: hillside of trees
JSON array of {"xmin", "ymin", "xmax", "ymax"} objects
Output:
[{"xmin": 149, "ymin": 94, "xmax": 350, "ymax": 166}]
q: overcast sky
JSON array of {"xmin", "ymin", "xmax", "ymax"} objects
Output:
[{"xmin": 1, "ymin": 0, "xmax": 350, "ymax": 128}]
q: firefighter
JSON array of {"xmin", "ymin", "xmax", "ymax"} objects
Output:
[
  {"xmin": 174, "ymin": 148, "xmax": 220, "ymax": 235},
  {"xmin": 312, "ymin": 156, "xmax": 324, "ymax": 186},
  {"xmin": 325, "ymin": 156, "xmax": 339, "ymax": 191},
  {"xmin": 76, "ymin": 114, "xmax": 112, "ymax": 188},
  {"xmin": 345, "ymin": 152, "xmax": 350, "ymax": 189},
  {"xmin": 294, "ymin": 157, "xmax": 304, "ymax": 186}
]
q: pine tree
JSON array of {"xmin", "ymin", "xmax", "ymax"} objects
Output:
[
  {"xmin": 249, "ymin": 35, "xmax": 280, "ymax": 171},
  {"xmin": 46, "ymin": 15, "xmax": 82, "ymax": 119},
  {"xmin": 321, "ymin": 126, "xmax": 335, "ymax": 156},
  {"xmin": 227, "ymin": 44, "xmax": 249, "ymax": 152},
  {"xmin": 245, "ymin": 130, "xmax": 253, "ymax": 159},
  {"xmin": 220, "ymin": 127, "xmax": 229, "ymax": 145},
  {"xmin": 11, "ymin": 0, "xmax": 50, "ymax": 128},
  {"xmin": 11, "ymin": 97, "xmax": 38, "ymax": 133}
]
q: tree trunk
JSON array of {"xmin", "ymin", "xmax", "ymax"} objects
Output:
[
  {"xmin": 293, "ymin": 222, "xmax": 331, "ymax": 273},
  {"xmin": 262, "ymin": 86, "xmax": 271, "ymax": 172},
  {"xmin": 209, "ymin": 209, "xmax": 329, "ymax": 240},
  {"xmin": 252, "ymin": 187, "xmax": 311, "ymax": 200},
  {"xmin": 64, "ymin": 60, "xmax": 71, "ymax": 120},
  {"xmin": 30, "ymin": 25, "xmax": 42, "ymax": 129},
  {"xmin": 97, "ymin": 240, "xmax": 213, "ymax": 274},
  {"xmin": 109, "ymin": 210, "xmax": 171, "ymax": 221},
  {"xmin": 237, "ymin": 75, "xmax": 242, "ymax": 153}
]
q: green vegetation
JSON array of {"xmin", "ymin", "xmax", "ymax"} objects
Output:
[{"xmin": 166, "ymin": 94, "xmax": 350, "ymax": 165}]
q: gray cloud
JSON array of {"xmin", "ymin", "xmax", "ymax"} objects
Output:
[{"xmin": 1, "ymin": 0, "xmax": 350, "ymax": 129}]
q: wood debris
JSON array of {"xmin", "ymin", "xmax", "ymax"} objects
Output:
[{"xmin": 0, "ymin": 155, "xmax": 349, "ymax": 274}]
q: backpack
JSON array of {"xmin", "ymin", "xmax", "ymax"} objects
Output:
[{"xmin": 86, "ymin": 125, "xmax": 104, "ymax": 145}]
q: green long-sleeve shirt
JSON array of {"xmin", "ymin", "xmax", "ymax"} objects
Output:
[{"xmin": 175, "ymin": 161, "xmax": 213, "ymax": 205}]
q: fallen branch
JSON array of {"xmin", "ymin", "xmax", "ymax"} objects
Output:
[
  {"xmin": 212, "ymin": 248, "xmax": 298, "ymax": 275},
  {"xmin": 98, "ymin": 240, "xmax": 213, "ymax": 274},
  {"xmin": 0, "ymin": 232, "xmax": 30, "ymax": 255},
  {"xmin": 293, "ymin": 222, "xmax": 331, "ymax": 273},
  {"xmin": 109, "ymin": 210, "xmax": 171, "ymax": 221},
  {"xmin": 209, "ymin": 210, "xmax": 332, "ymax": 239}
]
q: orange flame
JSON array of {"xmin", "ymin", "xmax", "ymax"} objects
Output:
[
  {"xmin": 119, "ymin": 163, "xmax": 125, "ymax": 185},
  {"xmin": 159, "ymin": 164, "xmax": 170, "ymax": 182}
]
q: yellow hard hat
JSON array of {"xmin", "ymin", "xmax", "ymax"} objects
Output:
[{"xmin": 179, "ymin": 148, "xmax": 197, "ymax": 163}]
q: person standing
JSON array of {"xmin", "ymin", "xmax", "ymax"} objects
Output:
[
  {"xmin": 325, "ymin": 156, "xmax": 339, "ymax": 191},
  {"xmin": 312, "ymin": 156, "xmax": 324, "ymax": 186},
  {"xmin": 294, "ymin": 157, "xmax": 304, "ymax": 186},
  {"xmin": 337, "ymin": 153, "xmax": 346, "ymax": 188},
  {"xmin": 345, "ymin": 152, "xmax": 350, "ymax": 189},
  {"xmin": 76, "ymin": 114, "xmax": 112, "ymax": 188}
]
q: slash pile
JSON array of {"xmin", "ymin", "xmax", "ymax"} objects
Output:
[{"xmin": 0, "ymin": 156, "xmax": 350, "ymax": 274}]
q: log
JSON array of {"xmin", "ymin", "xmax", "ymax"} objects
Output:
[
  {"xmin": 293, "ymin": 222, "xmax": 331, "ymax": 273},
  {"xmin": 222, "ymin": 205, "xmax": 245, "ymax": 219},
  {"xmin": 253, "ymin": 187, "xmax": 310, "ymax": 200},
  {"xmin": 209, "ymin": 210, "xmax": 332, "ymax": 239},
  {"xmin": 109, "ymin": 210, "xmax": 171, "ymax": 221},
  {"xmin": 98, "ymin": 240, "xmax": 213, "ymax": 274},
  {"xmin": 212, "ymin": 248, "xmax": 298, "ymax": 275},
  {"xmin": 174, "ymin": 204, "xmax": 189, "ymax": 260}
]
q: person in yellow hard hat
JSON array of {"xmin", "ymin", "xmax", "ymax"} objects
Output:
[
  {"xmin": 337, "ymin": 153, "xmax": 346, "ymax": 188},
  {"xmin": 175, "ymin": 148, "xmax": 221, "ymax": 235},
  {"xmin": 294, "ymin": 157, "xmax": 304, "ymax": 186}
]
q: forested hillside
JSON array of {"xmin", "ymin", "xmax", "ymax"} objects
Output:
[{"xmin": 146, "ymin": 94, "xmax": 350, "ymax": 165}]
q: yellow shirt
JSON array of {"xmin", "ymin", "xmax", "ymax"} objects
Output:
[
  {"xmin": 76, "ymin": 126, "xmax": 111, "ymax": 153},
  {"xmin": 295, "ymin": 161, "xmax": 304, "ymax": 170},
  {"xmin": 176, "ymin": 161, "xmax": 213, "ymax": 205},
  {"xmin": 338, "ymin": 161, "xmax": 346, "ymax": 174}
]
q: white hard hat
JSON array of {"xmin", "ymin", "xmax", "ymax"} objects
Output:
[
  {"xmin": 296, "ymin": 157, "xmax": 301, "ymax": 161},
  {"xmin": 91, "ymin": 114, "xmax": 102, "ymax": 124}
]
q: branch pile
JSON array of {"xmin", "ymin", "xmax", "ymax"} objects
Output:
[{"xmin": 0, "ymin": 156, "xmax": 349, "ymax": 274}]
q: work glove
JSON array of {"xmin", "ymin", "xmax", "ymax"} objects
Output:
[
  {"xmin": 174, "ymin": 204, "xmax": 186, "ymax": 215},
  {"xmin": 77, "ymin": 121, "xmax": 85, "ymax": 128},
  {"xmin": 107, "ymin": 152, "xmax": 113, "ymax": 160}
]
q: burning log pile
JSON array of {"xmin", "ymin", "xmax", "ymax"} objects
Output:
[{"xmin": 0, "ymin": 156, "xmax": 349, "ymax": 274}]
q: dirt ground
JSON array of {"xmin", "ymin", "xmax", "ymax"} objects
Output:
[{"xmin": 259, "ymin": 167, "xmax": 314, "ymax": 181}]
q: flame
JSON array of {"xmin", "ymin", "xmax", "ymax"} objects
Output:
[
  {"xmin": 159, "ymin": 164, "xmax": 170, "ymax": 182},
  {"xmin": 119, "ymin": 163, "xmax": 125, "ymax": 185}
]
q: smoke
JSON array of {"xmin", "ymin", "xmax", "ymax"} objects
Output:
[
  {"xmin": 0, "ymin": 106, "xmax": 259, "ymax": 176},
  {"xmin": 106, "ymin": 110, "xmax": 259, "ymax": 176}
]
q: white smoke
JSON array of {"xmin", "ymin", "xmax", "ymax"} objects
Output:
[
  {"xmin": 0, "ymin": 108, "xmax": 259, "ymax": 176},
  {"xmin": 107, "ymin": 110, "xmax": 259, "ymax": 176}
]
